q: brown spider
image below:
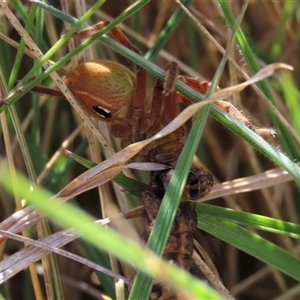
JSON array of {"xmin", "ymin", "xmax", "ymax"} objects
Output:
[{"xmin": 61, "ymin": 21, "xmax": 275, "ymax": 164}]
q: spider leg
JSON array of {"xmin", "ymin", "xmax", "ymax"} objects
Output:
[
  {"xmin": 177, "ymin": 76, "xmax": 275, "ymax": 138},
  {"xmin": 74, "ymin": 21, "xmax": 142, "ymax": 55},
  {"xmin": 134, "ymin": 62, "xmax": 180, "ymax": 145},
  {"xmin": 177, "ymin": 76, "xmax": 210, "ymax": 103},
  {"xmin": 141, "ymin": 62, "xmax": 185, "ymax": 163},
  {"xmin": 214, "ymin": 100, "xmax": 276, "ymax": 137}
]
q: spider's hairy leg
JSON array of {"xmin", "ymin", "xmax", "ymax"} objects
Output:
[
  {"xmin": 132, "ymin": 65, "xmax": 147, "ymax": 142},
  {"xmin": 177, "ymin": 76, "xmax": 276, "ymax": 138},
  {"xmin": 147, "ymin": 62, "xmax": 180, "ymax": 131},
  {"xmin": 164, "ymin": 62, "xmax": 179, "ymax": 95},
  {"xmin": 177, "ymin": 76, "xmax": 211, "ymax": 103},
  {"xmin": 73, "ymin": 21, "xmax": 142, "ymax": 56},
  {"xmin": 214, "ymin": 100, "xmax": 276, "ymax": 138},
  {"xmin": 141, "ymin": 62, "xmax": 185, "ymax": 163}
]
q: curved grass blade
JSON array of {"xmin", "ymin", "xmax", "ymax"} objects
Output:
[
  {"xmin": 198, "ymin": 214, "xmax": 300, "ymax": 281},
  {"xmin": 197, "ymin": 204, "xmax": 300, "ymax": 239}
]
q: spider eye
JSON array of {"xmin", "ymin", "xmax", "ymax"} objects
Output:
[{"xmin": 93, "ymin": 106, "xmax": 112, "ymax": 119}]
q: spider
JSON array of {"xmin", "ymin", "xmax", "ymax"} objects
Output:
[{"xmin": 61, "ymin": 21, "xmax": 275, "ymax": 164}]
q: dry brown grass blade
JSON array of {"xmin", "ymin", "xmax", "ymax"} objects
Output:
[
  {"xmin": 201, "ymin": 165, "xmax": 295, "ymax": 202},
  {"xmin": 0, "ymin": 229, "xmax": 128, "ymax": 284},
  {"xmin": 55, "ymin": 63, "xmax": 292, "ymax": 200},
  {"xmin": 58, "ymin": 165, "xmax": 123, "ymax": 199},
  {"xmin": 56, "ymin": 163, "xmax": 167, "ymax": 200},
  {"xmin": 192, "ymin": 243, "xmax": 234, "ymax": 300},
  {"xmin": 0, "ymin": 207, "xmax": 40, "ymax": 237},
  {"xmin": 209, "ymin": 63, "xmax": 293, "ymax": 101},
  {"xmin": 125, "ymin": 162, "xmax": 169, "ymax": 171}
]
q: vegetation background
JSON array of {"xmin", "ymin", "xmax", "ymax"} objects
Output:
[{"xmin": 0, "ymin": 1, "xmax": 299, "ymax": 299}]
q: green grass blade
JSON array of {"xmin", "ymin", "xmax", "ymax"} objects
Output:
[
  {"xmin": 197, "ymin": 204, "xmax": 300, "ymax": 238},
  {"xmin": 198, "ymin": 215, "xmax": 300, "ymax": 281},
  {"xmin": 280, "ymin": 72, "xmax": 300, "ymax": 134},
  {"xmin": 7, "ymin": 4, "xmax": 37, "ymax": 89},
  {"xmin": 270, "ymin": 1, "xmax": 296, "ymax": 60},
  {"xmin": 145, "ymin": 0, "xmax": 193, "ymax": 61}
]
